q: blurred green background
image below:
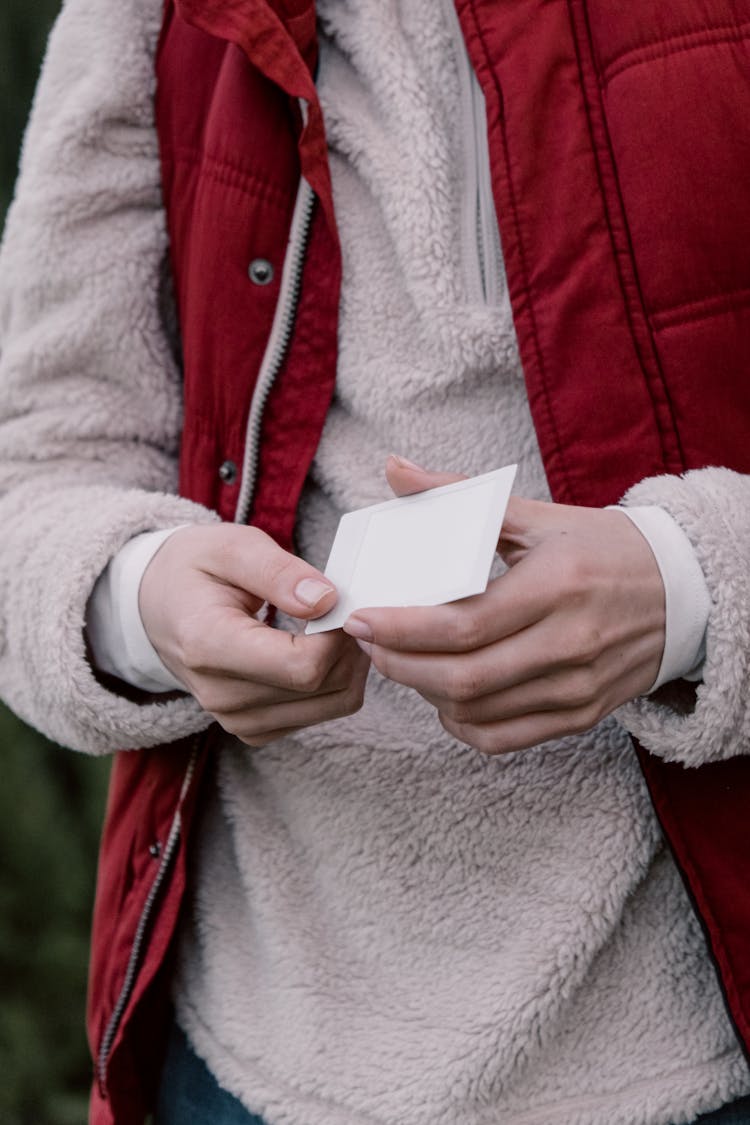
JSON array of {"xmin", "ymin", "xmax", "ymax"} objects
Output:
[{"xmin": 1, "ymin": 2, "xmax": 112, "ymax": 1122}]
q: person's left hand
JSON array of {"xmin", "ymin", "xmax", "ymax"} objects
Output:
[{"xmin": 342, "ymin": 456, "xmax": 666, "ymax": 755}]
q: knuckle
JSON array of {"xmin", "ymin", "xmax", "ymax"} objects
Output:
[
  {"xmin": 211, "ymin": 532, "xmax": 240, "ymax": 575},
  {"xmin": 568, "ymin": 700, "xmax": 606, "ymax": 736},
  {"xmin": 238, "ymin": 731, "xmax": 272, "ymax": 748},
  {"xmin": 553, "ymin": 547, "xmax": 591, "ymax": 598},
  {"xmin": 565, "ymin": 666, "xmax": 599, "ymax": 708},
  {"xmin": 380, "ymin": 620, "xmax": 405, "ymax": 650},
  {"xmin": 444, "ymin": 663, "xmax": 483, "ymax": 704},
  {"xmin": 447, "ymin": 698, "xmax": 477, "ymax": 726},
  {"xmin": 447, "ymin": 606, "xmax": 483, "ymax": 651},
  {"xmin": 267, "ymin": 552, "xmax": 300, "ymax": 592},
  {"xmin": 232, "ymin": 717, "xmax": 293, "ymax": 748},
  {"xmin": 288, "ymin": 649, "xmax": 327, "ymax": 693},
  {"xmin": 369, "ymin": 646, "xmax": 390, "ymax": 679},
  {"xmin": 563, "ymin": 621, "xmax": 603, "ymax": 666},
  {"xmin": 471, "ymin": 726, "xmax": 501, "ymax": 755},
  {"xmin": 174, "ymin": 619, "xmax": 209, "ymax": 672},
  {"xmin": 342, "ymin": 681, "xmax": 366, "ymax": 716},
  {"xmin": 194, "ymin": 687, "xmax": 225, "ymax": 715},
  {"xmin": 212, "ymin": 525, "xmax": 265, "ymax": 577},
  {"xmin": 220, "ymin": 714, "xmax": 259, "ymax": 742},
  {"xmin": 439, "ymin": 710, "xmax": 484, "ymax": 752},
  {"xmin": 438, "ymin": 710, "xmax": 461, "ymax": 741},
  {"xmin": 327, "ymin": 661, "xmax": 351, "ymax": 693}
]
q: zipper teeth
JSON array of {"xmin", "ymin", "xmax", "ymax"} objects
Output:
[
  {"xmin": 97, "ymin": 172, "xmax": 316, "ymax": 1096},
  {"xmin": 444, "ymin": 0, "xmax": 484, "ymax": 306},
  {"xmin": 96, "ymin": 742, "xmax": 199, "ymax": 1095},
  {"xmin": 442, "ymin": 0, "xmax": 502, "ymax": 307},
  {"xmin": 475, "ymin": 200, "xmax": 486, "ymax": 299},
  {"xmin": 235, "ymin": 177, "xmax": 317, "ymax": 526},
  {"xmin": 472, "ymin": 74, "xmax": 503, "ymax": 307}
]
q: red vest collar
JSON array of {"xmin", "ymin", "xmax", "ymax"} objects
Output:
[{"xmin": 174, "ymin": 0, "xmax": 336, "ymax": 229}]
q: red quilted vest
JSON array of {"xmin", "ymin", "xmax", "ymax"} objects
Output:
[{"xmin": 88, "ymin": 1, "xmax": 750, "ymax": 1121}]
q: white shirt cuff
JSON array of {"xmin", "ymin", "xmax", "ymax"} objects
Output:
[
  {"xmin": 613, "ymin": 505, "xmax": 710, "ymax": 692},
  {"xmin": 86, "ymin": 528, "xmax": 187, "ymax": 693}
]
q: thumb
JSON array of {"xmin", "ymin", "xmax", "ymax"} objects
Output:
[
  {"xmin": 200, "ymin": 525, "xmax": 339, "ymax": 621},
  {"xmin": 498, "ymin": 496, "xmax": 579, "ymax": 566},
  {"xmin": 385, "ymin": 453, "xmax": 467, "ymax": 497}
]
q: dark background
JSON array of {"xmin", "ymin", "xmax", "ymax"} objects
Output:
[{"xmin": 1, "ymin": 3, "xmax": 112, "ymax": 1122}]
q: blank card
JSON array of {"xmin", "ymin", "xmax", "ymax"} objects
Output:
[{"xmin": 305, "ymin": 464, "xmax": 517, "ymax": 634}]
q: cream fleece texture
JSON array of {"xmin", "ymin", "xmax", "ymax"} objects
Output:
[{"xmin": 1, "ymin": 1, "xmax": 750, "ymax": 1124}]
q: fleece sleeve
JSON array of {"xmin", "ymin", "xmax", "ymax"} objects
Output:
[
  {"xmin": 615, "ymin": 467, "xmax": 750, "ymax": 766},
  {"xmin": 0, "ymin": 0, "xmax": 219, "ymax": 754}
]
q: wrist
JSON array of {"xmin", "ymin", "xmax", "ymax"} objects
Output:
[{"xmin": 87, "ymin": 527, "xmax": 189, "ymax": 693}]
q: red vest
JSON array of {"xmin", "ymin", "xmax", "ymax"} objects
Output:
[{"xmin": 88, "ymin": 1, "xmax": 750, "ymax": 1121}]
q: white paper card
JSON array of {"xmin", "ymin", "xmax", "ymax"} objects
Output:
[{"xmin": 305, "ymin": 464, "xmax": 517, "ymax": 633}]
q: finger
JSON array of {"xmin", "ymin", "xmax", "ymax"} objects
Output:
[
  {"xmin": 225, "ymin": 678, "xmax": 367, "ymax": 746},
  {"xmin": 344, "ymin": 555, "xmax": 556, "ymax": 652},
  {"xmin": 384, "ymin": 454, "xmax": 467, "ymax": 497},
  {"xmin": 191, "ymin": 640, "xmax": 368, "ymax": 712},
  {"xmin": 440, "ymin": 702, "xmax": 607, "ymax": 757},
  {"xmin": 179, "ymin": 608, "xmax": 352, "ymax": 692},
  {"xmin": 365, "ymin": 607, "xmax": 578, "ymax": 695},
  {"xmin": 423, "ymin": 663, "xmax": 603, "ymax": 726},
  {"xmin": 197, "ymin": 525, "xmax": 339, "ymax": 621},
  {"xmin": 366, "ymin": 639, "xmax": 522, "ymax": 698},
  {"xmin": 434, "ymin": 628, "xmax": 661, "ymax": 728}
]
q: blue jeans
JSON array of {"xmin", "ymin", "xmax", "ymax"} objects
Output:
[
  {"xmin": 696, "ymin": 1096, "xmax": 750, "ymax": 1125},
  {"xmin": 155, "ymin": 1024, "xmax": 264, "ymax": 1125},
  {"xmin": 154, "ymin": 1023, "xmax": 750, "ymax": 1125}
]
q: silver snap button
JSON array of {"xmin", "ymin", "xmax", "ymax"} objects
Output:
[
  {"xmin": 248, "ymin": 258, "xmax": 274, "ymax": 286},
  {"xmin": 149, "ymin": 841, "xmax": 162, "ymax": 858},
  {"xmin": 218, "ymin": 460, "xmax": 238, "ymax": 484}
]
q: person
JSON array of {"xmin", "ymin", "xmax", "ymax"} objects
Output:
[{"xmin": 2, "ymin": 0, "xmax": 750, "ymax": 1123}]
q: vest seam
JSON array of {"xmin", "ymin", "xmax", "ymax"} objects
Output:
[
  {"xmin": 163, "ymin": 144, "xmax": 293, "ymax": 208},
  {"xmin": 601, "ymin": 20, "xmax": 750, "ymax": 85},
  {"xmin": 568, "ymin": 0, "xmax": 685, "ymax": 474},
  {"xmin": 459, "ymin": 0, "xmax": 576, "ymax": 504},
  {"xmin": 650, "ymin": 287, "xmax": 750, "ymax": 331}
]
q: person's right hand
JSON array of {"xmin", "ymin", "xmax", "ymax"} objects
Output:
[{"xmin": 138, "ymin": 524, "xmax": 370, "ymax": 746}]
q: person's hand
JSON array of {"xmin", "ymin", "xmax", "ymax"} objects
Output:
[
  {"xmin": 139, "ymin": 524, "xmax": 369, "ymax": 746},
  {"xmin": 342, "ymin": 456, "xmax": 665, "ymax": 755}
]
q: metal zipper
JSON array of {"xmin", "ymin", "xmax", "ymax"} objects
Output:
[
  {"xmin": 96, "ymin": 741, "xmax": 199, "ymax": 1095},
  {"xmin": 234, "ymin": 174, "xmax": 317, "ymax": 525},
  {"xmin": 97, "ymin": 119, "xmax": 317, "ymax": 1097},
  {"xmin": 471, "ymin": 68, "xmax": 504, "ymax": 306},
  {"xmin": 442, "ymin": 0, "xmax": 503, "ymax": 306}
]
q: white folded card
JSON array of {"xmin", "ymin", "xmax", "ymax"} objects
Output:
[{"xmin": 305, "ymin": 464, "xmax": 517, "ymax": 634}]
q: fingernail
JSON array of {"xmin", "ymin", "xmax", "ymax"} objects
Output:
[
  {"xmin": 294, "ymin": 578, "xmax": 335, "ymax": 608},
  {"xmin": 356, "ymin": 639, "xmax": 373, "ymax": 656},
  {"xmin": 344, "ymin": 616, "xmax": 373, "ymax": 642},
  {"xmin": 389, "ymin": 453, "xmax": 426, "ymax": 471}
]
